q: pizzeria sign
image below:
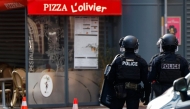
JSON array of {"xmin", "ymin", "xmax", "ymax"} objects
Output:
[{"xmin": 28, "ymin": 0, "xmax": 122, "ymax": 15}]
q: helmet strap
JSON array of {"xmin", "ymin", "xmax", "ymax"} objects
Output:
[
  {"xmin": 160, "ymin": 44, "xmax": 163, "ymax": 52},
  {"xmin": 135, "ymin": 48, "xmax": 139, "ymax": 53},
  {"xmin": 120, "ymin": 47, "xmax": 125, "ymax": 52}
]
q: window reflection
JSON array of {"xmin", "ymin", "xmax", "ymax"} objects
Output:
[{"xmin": 28, "ymin": 16, "xmax": 64, "ymax": 73}]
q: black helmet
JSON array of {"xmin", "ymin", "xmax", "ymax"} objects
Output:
[
  {"xmin": 122, "ymin": 35, "xmax": 139, "ymax": 50},
  {"xmin": 161, "ymin": 34, "xmax": 178, "ymax": 47}
]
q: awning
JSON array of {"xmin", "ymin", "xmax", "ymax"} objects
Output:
[
  {"xmin": 0, "ymin": 0, "xmax": 27, "ymax": 11},
  {"xmin": 28, "ymin": 0, "xmax": 122, "ymax": 15}
]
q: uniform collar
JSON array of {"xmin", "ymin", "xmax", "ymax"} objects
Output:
[
  {"xmin": 124, "ymin": 51, "xmax": 135, "ymax": 55},
  {"xmin": 164, "ymin": 51, "xmax": 175, "ymax": 54}
]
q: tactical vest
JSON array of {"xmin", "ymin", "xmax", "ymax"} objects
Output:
[
  {"xmin": 117, "ymin": 55, "xmax": 141, "ymax": 82},
  {"xmin": 159, "ymin": 54, "xmax": 181, "ymax": 83}
]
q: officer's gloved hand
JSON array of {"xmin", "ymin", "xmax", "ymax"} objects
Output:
[
  {"xmin": 140, "ymin": 96, "xmax": 145, "ymax": 103},
  {"xmin": 142, "ymin": 97, "xmax": 149, "ymax": 105}
]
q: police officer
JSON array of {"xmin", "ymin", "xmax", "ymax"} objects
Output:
[
  {"xmin": 107, "ymin": 35, "xmax": 151, "ymax": 109},
  {"xmin": 148, "ymin": 33, "xmax": 189, "ymax": 97},
  {"xmin": 148, "ymin": 38, "xmax": 164, "ymax": 99}
]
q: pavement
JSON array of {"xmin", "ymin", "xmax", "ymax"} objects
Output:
[
  {"xmin": 10, "ymin": 106, "xmax": 147, "ymax": 109},
  {"xmin": 5, "ymin": 102, "xmax": 147, "ymax": 109}
]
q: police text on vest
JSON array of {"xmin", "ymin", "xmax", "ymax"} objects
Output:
[
  {"xmin": 161, "ymin": 64, "xmax": 180, "ymax": 69},
  {"xmin": 122, "ymin": 61, "xmax": 138, "ymax": 66}
]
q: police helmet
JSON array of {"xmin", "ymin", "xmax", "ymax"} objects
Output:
[
  {"xmin": 161, "ymin": 34, "xmax": 178, "ymax": 47},
  {"xmin": 159, "ymin": 34, "xmax": 178, "ymax": 52},
  {"xmin": 122, "ymin": 35, "xmax": 139, "ymax": 50}
]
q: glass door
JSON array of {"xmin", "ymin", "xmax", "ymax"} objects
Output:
[
  {"xmin": 27, "ymin": 16, "xmax": 66, "ymax": 107},
  {"xmin": 27, "ymin": 15, "xmax": 115, "ymax": 107},
  {"xmin": 67, "ymin": 16, "xmax": 112, "ymax": 105}
]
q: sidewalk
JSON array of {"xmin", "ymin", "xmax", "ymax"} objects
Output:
[
  {"xmin": 11, "ymin": 103, "xmax": 147, "ymax": 109},
  {"xmin": 11, "ymin": 106, "xmax": 147, "ymax": 109}
]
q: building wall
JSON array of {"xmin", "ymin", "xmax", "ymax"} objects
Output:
[
  {"xmin": 167, "ymin": 0, "xmax": 185, "ymax": 58},
  {"xmin": 120, "ymin": 0, "xmax": 185, "ymax": 62},
  {"xmin": 0, "ymin": 8, "xmax": 25, "ymax": 68},
  {"xmin": 185, "ymin": 0, "xmax": 190, "ymax": 62}
]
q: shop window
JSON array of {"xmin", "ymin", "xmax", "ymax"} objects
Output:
[
  {"xmin": 28, "ymin": 16, "xmax": 64, "ymax": 73},
  {"xmin": 67, "ymin": 16, "xmax": 114, "ymax": 103}
]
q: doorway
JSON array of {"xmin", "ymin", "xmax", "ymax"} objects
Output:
[{"xmin": 27, "ymin": 15, "xmax": 115, "ymax": 107}]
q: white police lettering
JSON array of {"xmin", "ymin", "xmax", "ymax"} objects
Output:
[
  {"xmin": 126, "ymin": 59, "xmax": 134, "ymax": 61},
  {"xmin": 44, "ymin": 4, "xmax": 67, "ymax": 11},
  {"xmin": 71, "ymin": 3, "xmax": 107, "ymax": 13},
  {"xmin": 162, "ymin": 64, "xmax": 180, "ymax": 69},
  {"xmin": 122, "ymin": 61, "xmax": 138, "ymax": 66},
  {"xmin": 4, "ymin": 3, "xmax": 24, "ymax": 9}
]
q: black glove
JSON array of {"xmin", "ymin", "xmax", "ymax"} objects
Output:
[
  {"xmin": 143, "ymin": 83, "xmax": 151, "ymax": 105},
  {"xmin": 140, "ymin": 96, "xmax": 145, "ymax": 102},
  {"xmin": 141, "ymin": 97, "xmax": 149, "ymax": 105}
]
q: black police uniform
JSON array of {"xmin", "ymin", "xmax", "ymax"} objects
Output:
[
  {"xmin": 149, "ymin": 53, "xmax": 161, "ymax": 69},
  {"xmin": 148, "ymin": 52, "xmax": 164, "ymax": 99},
  {"xmin": 148, "ymin": 34, "xmax": 189, "ymax": 97},
  {"xmin": 108, "ymin": 51, "xmax": 151, "ymax": 109},
  {"xmin": 148, "ymin": 52, "xmax": 189, "ymax": 96}
]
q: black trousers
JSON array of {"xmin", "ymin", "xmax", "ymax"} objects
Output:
[{"xmin": 110, "ymin": 89, "xmax": 140, "ymax": 109}]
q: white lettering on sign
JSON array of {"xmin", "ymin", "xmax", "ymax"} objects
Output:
[
  {"xmin": 44, "ymin": 4, "xmax": 68, "ymax": 11},
  {"xmin": 29, "ymin": 36, "xmax": 34, "ymax": 72},
  {"xmin": 71, "ymin": 3, "xmax": 107, "ymax": 13},
  {"xmin": 168, "ymin": 20, "xmax": 179, "ymax": 24},
  {"xmin": 122, "ymin": 61, "xmax": 138, "ymax": 66},
  {"xmin": 43, "ymin": 3, "xmax": 107, "ymax": 13},
  {"xmin": 4, "ymin": 3, "xmax": 24, "ymax": 9}
]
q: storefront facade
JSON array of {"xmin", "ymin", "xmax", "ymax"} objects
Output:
[
  {"xmin": 26, "ymin": 0, "xmax": 122, "ymax": 108},
  {"xmin": 0, "ymin": 0, "xmax": 188, "ymax": 108}
]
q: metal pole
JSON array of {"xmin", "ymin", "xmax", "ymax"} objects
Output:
[
  {"xmin": 161, "ymin": 17, "xmax": 164, "ymax": 36},
  {"xmin": 164, "ymin": 0, "xmax": 167, "ymax": 34}
]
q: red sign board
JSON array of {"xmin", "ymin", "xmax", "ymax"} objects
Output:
[
  {"xmin": 167, "ymin": 16, "xmax": 181, "ymax": 45},
  {"xmin": 27, "ymin": 0, "xmax": 122, "ymax": 15},
  {"xmin": 0, "ymin": 0, "xmax": 26, "ymax": 11}
]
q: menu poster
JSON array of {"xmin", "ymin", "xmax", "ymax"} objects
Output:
[
  {"xmin": 74, "ymin": 17, "xmax": 99, "ymax": 69},
  {"xmin": 74, "ymin": 36, "xmax": 98, "ymax": 57},
  {"xmin": 74, "ymin": 17, "xmax": 83, "ymax": 34}
]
